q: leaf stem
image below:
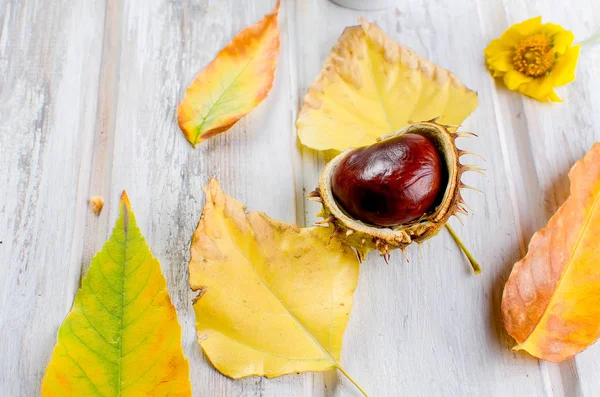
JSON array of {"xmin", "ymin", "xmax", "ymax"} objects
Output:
[
  {"xmin": 337, "ymin": 365, "xmax": 370, "ymax": 397},
  {"xmin": 445, "ymin": 224, "xmax": 481, "ymax": 274},
  {"xmin": 579, "ymin": 31, "xmax": 600, "ymax": 46}
]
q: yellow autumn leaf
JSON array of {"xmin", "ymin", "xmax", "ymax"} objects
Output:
[
  {"xmin": 296, "ymin": 18, "xmax": 478, "ymax": 152},
  {"xmin": 502, "ymin": 143, "xmax": 600, "ymax": 362},
  {"xmin": 177, "ymin": 1, "xmax": 280, "ymax": 147},
  {"xmin": 42, "ymin": 192, "xmax": 191, "ymax": 396},
  {"xmin": 189, "ymin": 179, "xmax": 367, "ymax": 395}
]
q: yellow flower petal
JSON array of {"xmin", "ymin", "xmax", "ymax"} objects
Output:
[
  {"xmin": 485, "ymin": 48, "xmax": 513, "ymax": 74},
  {"xmin": 503, "ymin": 70, "xmax": 533, "ymax": 90},
  {"xmin": 518, "ymin": 75, "xmax": 561, "ymax": 102},
  {"xmin": 484, "ymin": 17, "xmax": 544, "ymax": 79},
  {"xmin": 548, "ymin": 90, "xmax": 562, "ymax": 102},
  {"xmin": 538, "ymin": 22, "xmax": 566, "ymax": 36},
  {"xmin": 484, "ymin": 38, "xmax": 514, "ymax": 56},
  {"xmin": 552, "ymin": 44, "xmax": 581, "ymax": 86},
  {"xmin": 551, "ymin": 29, "xmax": 575, "ymax": 54},
  {"xmin": 505, "ymin": 16, "xmax": 543, "ymax": 39},
  {"xmin": 484, "ymin": 17, "xmax": 542, "ymax": 61}
]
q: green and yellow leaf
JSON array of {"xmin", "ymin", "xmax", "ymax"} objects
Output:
[
  {"xmin": 189, "ymin": 179, "xmax": 366, "ymax": 393},
  {"xmin": 42, "ymin": 192, "xmax": 191, "ymax": 396},
  {"xmin": 296, "ymin": 18, "xmax": 478, "ymax": 152},
  {"xmin": 502, "ymin": 143, "xmax": 600, "ymax": 362},
  {"xmin": 177, "ymin": 1, "xmax": 280, "ymax": 147}
]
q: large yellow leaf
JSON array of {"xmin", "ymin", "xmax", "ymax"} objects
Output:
[
  {"xmin": 296, "ymin": 19, "xmax": 478, "ymax": 152},
  {"xmin": 502, "ymin": 143, "xmax": 600, "ymax": 362},
  {"xmin": 177, "ymin": 1, "xmax": 280, "ymax": 147},
  {"xmin": 189, "ymin": 179, "xmax": 365, "ymax": 391},
  {"xmin": 42, "ymin": 192, "xmax": 191, "ymax": 396}
]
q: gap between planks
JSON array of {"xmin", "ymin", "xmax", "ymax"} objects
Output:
[
  {"xmin": 81, "ymin": 0, "xmax": 124, "ymax": 276},
  {"xmin": 476, "ymin": 0, "xmax": 581, "ymax": 395}
]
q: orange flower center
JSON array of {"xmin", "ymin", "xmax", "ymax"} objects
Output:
[{"xmin": 512, "ymin": 34, "xmax": 555, "ymax": 77}]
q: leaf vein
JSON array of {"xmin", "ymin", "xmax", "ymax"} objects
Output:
[
  {"xmin": 79, "ymin": 301, "xmax": 119, "ymax": 351},
  {"xmin": 192, "ymin": 41, "xmax": 266, "ymax": 145},
  {"xmin": 218, "ymin": 216, "xmax": 338, "ymax": 368},
  {"xmin": 85, "ymin": 282, "xmax": 120, "ymax": 319},
  {"xmin": 524, "ymin": 187, "xmax": 600, "ymax": 343},
  {"xmin": 122, "ymin": 288, "xmax": 163, "ymax": 331},
  {"xmin": 67, "ymin": 320, "xmax": 118, "ymax": 366},
  {"xmin": 120, "ymin": 330, "xmax": 178, "ymax": 391},
  {"xmin": 61, "ymin": 345, "xmax": 106, "ymax": 397}
]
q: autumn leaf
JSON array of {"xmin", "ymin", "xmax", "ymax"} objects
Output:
[
  {"xmin": 502, "ymin": 143, "xmax": 600, "ymax": 362},
  {"xmin": 189, "ymin": 179, "xmax": 368, "ymax": 395},
  {"xmin": 177, "ymin": 1, "xmax": 280, "ymax": 147},
  {"xmin": 42, "ymin": 192, "xmax": 191, "ymax": 396},
  {"xmin": 296, "ymin": 18, "xmax": 478, "ymax": 152}
]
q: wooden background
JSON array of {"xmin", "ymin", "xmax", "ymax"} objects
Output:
[{"xmin": 1, "ymin": 0, "xmax": 599, "ymax": 395}]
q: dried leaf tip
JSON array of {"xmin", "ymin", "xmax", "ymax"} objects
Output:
[
  {"xmin": 272, "ymin": 0, "xmax": 281, "ymax": 13},
  {"xmin": 119, "ymin": 190, "xmax": 132, "ymax": 207},
  {"xmin": 89, "ymin": 196, "xmax": 104, "ymax": 214}
]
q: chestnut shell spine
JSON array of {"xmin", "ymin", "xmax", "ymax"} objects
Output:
[{"xmin": 309, "ymin": 119, "xmax": 483, "ymax": 262}]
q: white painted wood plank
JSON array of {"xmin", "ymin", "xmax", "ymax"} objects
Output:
[
  {"xmin": 474, "ymin": 3, "xmax": 570, "ymax": 396},
  {"xmin": 98, "ymin": 0, "xmax": 306, "ymax": 395},
  {"xmin": 82, "ymin": 0, "xmax": 125, "ymax": 273},
  {"xmin": 292, "ymin": 0, "xmax": 554, "ymax": 395},
  {"xmin": 497, "ymin": 1, "xmax": 600, "ymax": 396},
  {"xmin": 1, "ymin": 0, "xmax": 598, "ymax": 395},
  {"xmin": 0, "ymin": 1, "xmax": 105, "ymax": 395}
]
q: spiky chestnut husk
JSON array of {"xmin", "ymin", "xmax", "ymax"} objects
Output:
[{"xmin": 309, "ymin": 119, "xmax": 482, "ymax": 262}]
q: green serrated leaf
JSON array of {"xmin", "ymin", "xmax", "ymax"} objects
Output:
[{"xmin": 42, "ymin": 192, "xmax": 191, "ymax": 397}]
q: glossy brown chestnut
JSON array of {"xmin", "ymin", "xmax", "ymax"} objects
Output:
[{"xmin": 331, "ymin": 133, "xmax": 443, "ymax": 227}]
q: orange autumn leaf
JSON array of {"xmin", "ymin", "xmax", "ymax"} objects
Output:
[
  {"xmin": 177, "ymin": 1, "xmax": 280, "ymax": 147},
  {"xmin": 502, "ymin": 143, "xmax": 600, "ymax": 362}
]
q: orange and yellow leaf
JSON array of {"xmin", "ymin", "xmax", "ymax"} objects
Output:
[
  {"xmin": 296, "ymin": 19, "xmax": 478, "ymax": 152},
  {"xmin": 42, "ymin": 192, "xmax": 191, "ymax": 396},
  {"xmin": 189, "ymin": 179, "xmax": 360, "ymax": 379},
  {"xmin": 502, "ymin": 143, "xmax": 600, "ymax": 362},
  {"xmin": 177, "ymin": 1, "xmax": 280, "ymax": 147}
]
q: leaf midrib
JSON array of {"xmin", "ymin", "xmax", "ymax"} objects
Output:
[
  {"xmin": 363, "ymin": 41, "xmax": 394, "ymax": 134},
  {"xmin": 192, "ymin": 38, "xmax": 267, "ymax": 146},
  {"xmin": 221, "ymin": 216, "xmax": 340, "ymax": 367},
  {"xmin": 117, "ymin": 204, "xmax": 129, "ymax": 396},
  {"xmin": 521, "ymin": 187, "xmax": 600, "ymax": 346}
]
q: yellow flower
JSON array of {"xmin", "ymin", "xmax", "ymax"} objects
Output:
[{"xmin": 484, "ymin": 16, "xmax": 580, "ymax": 102}]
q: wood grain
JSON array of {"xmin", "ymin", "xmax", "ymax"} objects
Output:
[
  {"xmin": 101, "ymin": 0, "xmax": 303, "ymax": 395},
  {"xmin": 0, "ymin": 1, "xmax": 105, "ymax": 395},
  {"xmin": 492, "ymin": 1, "xmax": 600, "ymax": 395},
  {"xmin": 0, "ymin": 0, "xmax": 599, "ymax": 396},
  {"xmin": 293, "ymin": 1, "xmax": 545, "ymax": 395}
]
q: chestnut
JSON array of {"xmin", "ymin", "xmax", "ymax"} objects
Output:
[
  {"xmin": 311, "ymin": 121, "xmax": 479, "ymax": 267},
  {"xmin": 331, "ymin": 133, "xmax": 443, "ymax": 226}
]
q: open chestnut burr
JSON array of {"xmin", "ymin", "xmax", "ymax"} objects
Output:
[{"xmin": 308, "ymin": 120, "xmax": 483, "ymax": 264}]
